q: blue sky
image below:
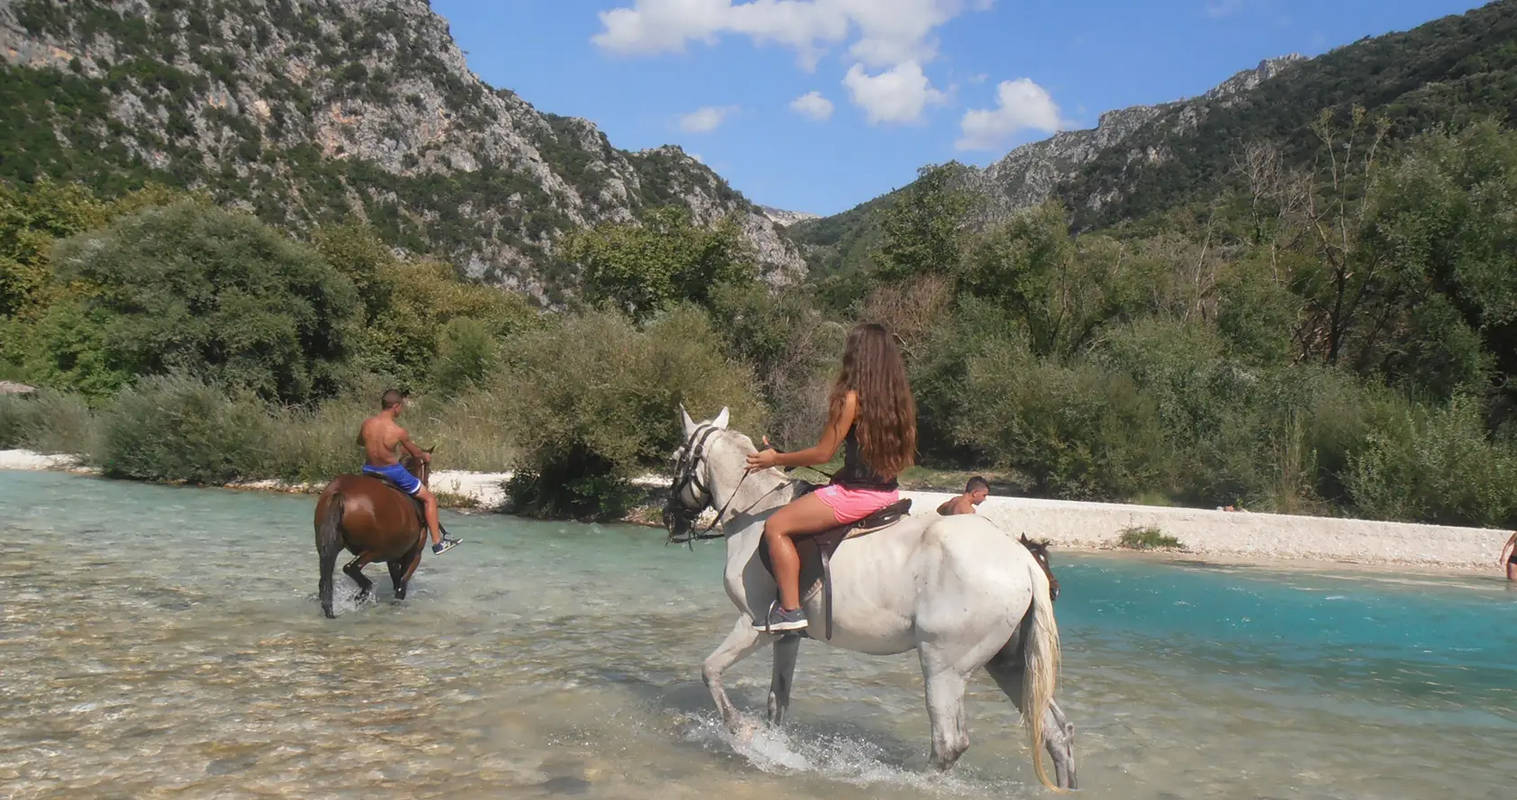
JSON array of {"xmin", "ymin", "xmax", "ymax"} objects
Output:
[{"xmin": 431, "ymin": 0, "xmax": 1486, "ymax": 216}]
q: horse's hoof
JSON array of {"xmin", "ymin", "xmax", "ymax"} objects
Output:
[{"xmin": 726, "ymin": 716, "xmax": 760, "ymax": 744}]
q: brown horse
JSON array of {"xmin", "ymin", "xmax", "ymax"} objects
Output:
[
  {"xmin": 314, "ymin": 451, "xmax": 432, "ymax": 618},
  {"xmin": 1019, "ymin": 534, "xmax": 1061, "ymax": 602}
]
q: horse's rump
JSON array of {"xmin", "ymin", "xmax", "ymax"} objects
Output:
[{"xmin": 318, "ymin": 474, "xmax": 426, "ymax": 560}]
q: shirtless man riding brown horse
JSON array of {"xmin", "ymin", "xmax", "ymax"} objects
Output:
[
  {"xmin": 313, "ymin": 389, "xmax": 459, "ymax": 617},
  {"xmin": 359, "ymin": 389, "xmax": 458, "ymax": 556}
]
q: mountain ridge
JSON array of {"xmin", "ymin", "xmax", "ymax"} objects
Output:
[
  {"xmin": 789, "ymin": 0, "xmax": 1517, "ymax": 276},
  {"xmin": 0, "ymin": 0, "xmax": 807, "ymax": 301}
]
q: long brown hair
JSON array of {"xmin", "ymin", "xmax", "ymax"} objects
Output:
[{"xmin": 829, "ymin": 323, "xmax": 916, "ymax": 478}]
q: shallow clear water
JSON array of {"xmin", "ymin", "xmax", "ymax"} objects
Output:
[{"xmin": 2, "ymin": 471, "xmax": 1513, "ymax": 799}]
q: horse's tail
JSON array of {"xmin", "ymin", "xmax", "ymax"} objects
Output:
[
  {"xmin": 1021, "ymin": 559, "xmax": 1062, "ymax": 791},
  {"xmin": 316, "ymin": 492, "xmax": 344, "ymax": 618}
]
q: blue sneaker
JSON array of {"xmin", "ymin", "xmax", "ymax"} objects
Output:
[
  {"xmin": 432, "ymin": 536, "xmax": 460, "ymax": 555},
  {"xmin": 753, "ymin": 601, "xmax": 808, "ymax": 632}
]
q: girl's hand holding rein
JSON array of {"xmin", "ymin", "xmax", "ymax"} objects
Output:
[{"xmin": 746, "ymin": 448, "xmax": 780, "ymax": 472}]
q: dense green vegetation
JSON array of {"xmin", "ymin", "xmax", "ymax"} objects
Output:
[
  {"xmin": 4, "ymin": 1, "xmax": 1517, "ymax": 530},
  {"xmin": 6, "ymin": 114, "xmax": 1517, "ymax": 527},
  {"xmin": 0, "ymin": 182, "xmax": 765, "ymax": 519},
  {"xmin": 799, "ymin": 117, "xmax": 1517, "ymax": 527}
]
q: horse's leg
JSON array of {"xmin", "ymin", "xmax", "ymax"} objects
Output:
[
  {"xmin": 919, "ymin": 650, "xmax": 972, "ymax": 772},
  {"xmin": 767, "ymin": 633, "xmax": 801, "ymax": 725},
  {"xmin": 343, "ymin": 552, "xmax": 376, "ymax": 603},
  {"xmin": 703, "ymin": 617, "xmax": 768, "ymax": 733},
  {"xmin": 985, "ymin": 657, "xmax": 1078, "ymax": 789},
  {"xmin": 392, "ymin": 545, "xmax": 424, "ymax": 601},
  {"xmin": 387, "ymin": 560, "xmax": 406, "ymax": 600}
]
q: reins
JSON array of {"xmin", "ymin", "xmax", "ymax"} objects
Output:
[{"xmin": 664, "ymin": 425, "xmax": 788, "ymax": 547}]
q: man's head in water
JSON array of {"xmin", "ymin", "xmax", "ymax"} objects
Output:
[
  {"xmin": 380, "ymin": 389, "xmax": 406, "ymax": 417},
  {"xmin": 965, "ymin": 476, "xmax": 990, "ymax": 506}
]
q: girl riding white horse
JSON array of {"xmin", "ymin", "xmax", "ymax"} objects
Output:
[{"xmin": 667, "ymin": 403, "xmax": 1078, "ymax": 790}]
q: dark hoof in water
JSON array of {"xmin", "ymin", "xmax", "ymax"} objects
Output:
[
  {"xmin": 351, "ymin": 592, "xmax": 371, "ymax": 604},
  {"xmin": 322, "ymin": 607, "xmax": 336, "ymax": 619}
]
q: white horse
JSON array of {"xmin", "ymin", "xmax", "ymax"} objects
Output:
[{"xmin": 667, "ymin": 407, "xmax": 1077, "ymax": 790}]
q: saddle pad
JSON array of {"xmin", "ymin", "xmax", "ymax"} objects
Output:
[{"xmin": 758, "ymin": 498, "xmax": 913, "ymax": 589}]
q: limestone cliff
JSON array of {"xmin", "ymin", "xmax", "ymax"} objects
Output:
[{"xmin": 0, "ymin": 0, "xmax": 806, "ymax": 300}]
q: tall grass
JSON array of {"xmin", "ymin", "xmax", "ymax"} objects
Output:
[{"xmin": 0, "ymin": 389, "xmax": 101, "ymax": 455}]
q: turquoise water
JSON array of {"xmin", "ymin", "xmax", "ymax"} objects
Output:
[{"xmin": 2, "ymin": 470, "xmax": 1514, "ymax": 799}]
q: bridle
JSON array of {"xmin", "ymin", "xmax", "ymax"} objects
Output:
[{"xmin": 663, "ymin": 424, "xmax": 782, "ymax": 546}]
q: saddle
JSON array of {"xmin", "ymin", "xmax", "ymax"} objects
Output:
[{"xmin": 759, "ymin": 498, "xmax": 913, "ymax": 640}]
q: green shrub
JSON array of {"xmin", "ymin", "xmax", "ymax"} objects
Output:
[
  {"xmin": 98, "ymin": 374, "xmax": 272, "ymax": 483},
  {"xmin": 708, "ymin": 282, "xmax": 845, "ymax": 448},
  {"xmin": 431, "ymin": 317, "xmax": 498, "ymax": 393},
  {"xmin": 565, "ymin": 206, "xmax": 756, "ymax": 321},
  {"xmin": 1117, "ymin": 526, "xmax": 1184, "ymax": 550},
  {"xmin": 1345, "ymin": 396, "xmax": 1517, "ymax": 526},
  {"xmin": 49, "ymin": 201, "xmax": 361, "ymax": 403},
  {"xmin": 496, "ymin": 306, "xmax": 763, "ymax": 519},
  {"xmin": 0, "ymin": 388, "xmax": 97, "ymax": 454},
  {"xmin": 956, "ymin": 343, "xmax": 1168, "ymax": 501}
]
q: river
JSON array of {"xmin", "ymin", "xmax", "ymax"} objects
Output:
[{"xmin": 2, "ymin": 471, "xmax": 1513, "ymax": 799}]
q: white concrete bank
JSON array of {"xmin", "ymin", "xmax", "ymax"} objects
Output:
[{"xmin": 901, "ymin": 489, "xmax": 1509, "ymax": 571}]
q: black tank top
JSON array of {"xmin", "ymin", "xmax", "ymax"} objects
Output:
[{"xmin": 833, "ymin": 424, "xmax": 898, "ymax": 491}]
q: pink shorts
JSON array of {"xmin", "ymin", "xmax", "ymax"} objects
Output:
[{"xmin": 813, "ymin": 484, "xmax": 899, "ymax": 524}]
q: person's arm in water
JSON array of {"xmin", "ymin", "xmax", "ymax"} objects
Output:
[
  {"xmin": 1499, "ymin": 532, "xmax": 1516, "ymax": 566},
  {"xmin": 746, "ymin": 392, "xmax": 856, "ymax": 472}
]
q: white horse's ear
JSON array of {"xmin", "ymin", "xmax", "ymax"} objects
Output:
[
  {"xmin": 713, "ymin": 407, "xmax": 730, "ymax": 430},
  {"xmin": 679, "ymin": 403, "xmax": 696, "ymax": 435}
]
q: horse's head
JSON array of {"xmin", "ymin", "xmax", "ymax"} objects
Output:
[
  {"xmin": 663, "ymin": 404, "xmax": 730, "ymax": 542},
  {"xmin": 400, "ymin": 447, "xmax": 434, "ymax": 487},
  {"xmin": 1019, "ymin": 534, "xmax": 1060, "ymax": 602}
]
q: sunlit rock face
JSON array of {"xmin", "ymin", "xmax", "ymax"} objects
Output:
[{"xmin": 0, "ymin": 0, "xmax": 806, "ymax": 300}]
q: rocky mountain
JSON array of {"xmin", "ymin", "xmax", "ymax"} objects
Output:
[
  {"xmin": 0, "ymin": 0, "xmax": 806, "ymax": 302},
  {"xmin": 790, "ymin": 0, "xmax": 1517, "ymax": 276},
  {"xmin": 759, "ymin": 205, "xmax": 820, "ymax": 227},
  {"xmin": 968, "ymin": 56, "xmax": 1302, "ymax": 222}
]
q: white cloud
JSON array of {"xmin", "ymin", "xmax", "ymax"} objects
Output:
[
  {"xmin": 843, "ymin": 61, "xmax": 945, "ymax": 125},
  {"xmin": 955, "ymin": 77, "xmax": 1064, "ymax": 150},
  {"xmin": 789, "ymin": 91, "xmax": 835, "ymax": 121},
  {"xmin": 592, "ymin": 0, "xmax": 994, "ymax": 69},
  {"xmin": 678, "ymin": 105, "xmax": 740, "ymax": 133}
]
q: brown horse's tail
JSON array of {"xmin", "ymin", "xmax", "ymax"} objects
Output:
[{"xmin": 316, "ymin": 492, "xmax": 344, "ymax": 618}]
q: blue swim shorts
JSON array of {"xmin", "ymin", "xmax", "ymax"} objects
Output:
[{"xmin": 362, "ymin": 463, "xmax": 421, "ymax": 495}]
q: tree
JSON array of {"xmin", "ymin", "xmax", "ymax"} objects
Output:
[
  {"xmin": 567, "ymin": 206, "xmax": 755, "ymax": 321},
  {"xmin": 1354, "ymin": 120, "xmax": 1517, "ymax": 407},
  {"xmin": 961, "ymin": 201, "xmax": 1153, "ymax": 358},
  {"xmin": 46, "ymin": 201, "xmax": 360, "ymax": 402},
  {"xmin": 873, "ymin": 163, "xmax": 974, "ymax": 281},
  {"xmin": 498, "ymin": 306, "xmax": 764, "ymax": 519}
]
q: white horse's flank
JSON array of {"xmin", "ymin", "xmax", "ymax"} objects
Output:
[{"xmin": 676, "ymin": 408, "xmax": 1077, "ymax": 790}]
